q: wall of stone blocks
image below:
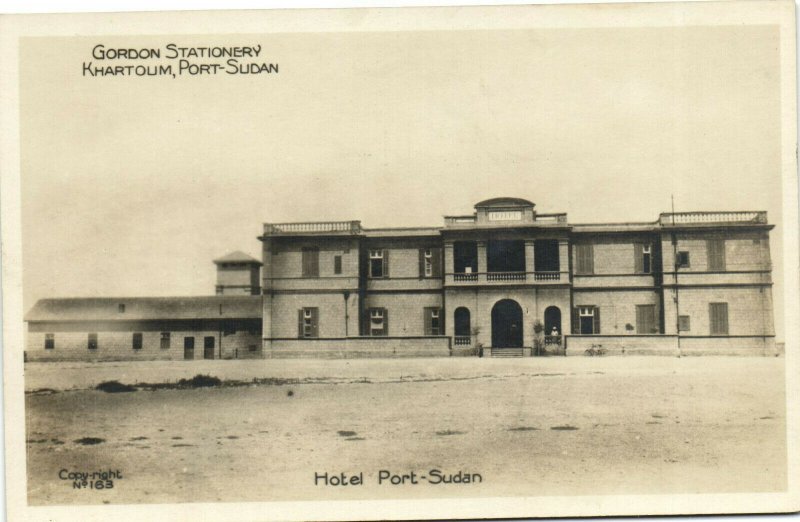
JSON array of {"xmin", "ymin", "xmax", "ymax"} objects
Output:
[
  {"xmin": 572, "ymin": 234, "xmax": 655, "ymax": 275},
  {"xmin": 662, "ymin": 286, "xmax": 774, "ymax": 336},
  {"xmin": 660, "ymin": 230, "xmax": 771, "ymax": 273},
  {"xmin": 265, "ymin": 292, "xmax": 360, "ymax": 338},
  {"xmin": 263, "ymin": 337, "xmax": 451, "ymax": 358},
  {"xmin": 678, "ymin": 336, "xmax": 776, "ymax": 356},
  {"xmin": 266, "ymin": 237, "xmax": 360, "ymax": 280},
  {"xmin": 572, "ymin": 289, "xmax": 662, "ymax": 335},
  {"xmin": 565, "ymin": 335, "xmax": 679, "ymax": 356},
  {"xmin": 363, "ymin": 292, "xmax": 443, "ymax": 336}
]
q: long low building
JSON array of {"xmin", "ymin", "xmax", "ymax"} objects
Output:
[{"xmin": 24, "ymin": 197, "xmax": 777, "ymax": 361}]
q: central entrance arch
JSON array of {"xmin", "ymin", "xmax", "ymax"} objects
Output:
[{"xmin": 491, "ymin": 299, "xmax": 524, "ymax": 348}]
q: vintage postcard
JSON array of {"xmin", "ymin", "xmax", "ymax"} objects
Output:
[{"xmin": 1, "ymin": 2, "xmax": 798, "ymax": 521}]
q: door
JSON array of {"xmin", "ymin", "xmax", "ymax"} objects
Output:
[
  {"xmin": 491, "ymin": 299, "xmax": 524, "ymax": 347},
  {"xmin": 183, "ymin": 336, "xmax": 195, "ymax": 360},
  {"xmin": 204, "ymin": 336, "xmax": 215, "ymax": 360}
]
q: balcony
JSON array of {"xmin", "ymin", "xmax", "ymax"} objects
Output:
[
  {"xmin": 263, "ymin": 220, "xmax": 362, "ymax": 236},
  {"xmin": 659, "ymin": 211, "xmax": 767, "ymax": 226},
  {"xmin": 446, "ymin": 271, "xmax": 567, "ymax": 285}
]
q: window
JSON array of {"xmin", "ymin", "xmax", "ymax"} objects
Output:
[
  {"xmin": 635, "ymin": 243, "xmax": 652, "ymax": 274},
  {"xmin": 132, "ymin": 333, "xmax": 143, "ymax": 350},
  {"xmin": 678, "ymin": 315, "xmax": 691, "ymax": 332},
  {"xmin": 576, "ymin": 244, "xmax": 594, "ymax": 275},
  {"xmin": 635, "ymin": 305, "xmax": 657, "ymax": 334},
  {"xmin": 160, "ymin": 332, "xmax": 171, "ymax": 349},
  {"xmin": 298, "ymin": 307, "xmax": 319, "ymax": 338},
  {"xmin": 369, "ymin": 308, "xmax": 388, "ymax": 336},
  {"xmin": 424, "ymin": 307, "xmax": 442, "ymax": 335},
  {"xmin": 118, "ymin": 303, "xmax": 125, "ymax": 313},
  {"xmin": 302, "ymin": 247, "xmax": 320, "ymax": 277},
  {"xmin": 88, "ymin": 333, "xmax": 98, "ymax": 350},
  {"xmin": 573, "ymin": 306, "xmax": 600, "ymax": 334},
  {"xmin": 709, "ymin": 302, "xmax": 729, "ymax": 335},
  {"xmin": 334, "ymin": 255, "xmax": 342, "ymax": 275},
  {"xmin": 44, "ymin": 334, "xmax": 54, "ymax": 350},
  {"xmin": 419, "ymin": 248, "xmax": 442, "ymax": 278},
  {"xmin": 676, "ymin": 251, "xmax": 690, "ymax": 268},
  {"xmin": 369, "ymin": 249, "xmax": 387, "ymax": 278},
  {"xmin": 707, "ymin": 239, "xmax": 726, "ymax": 271}
]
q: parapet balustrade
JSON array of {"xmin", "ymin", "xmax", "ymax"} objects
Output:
[
  {"xmin": 264, "ymin": 221, "xmax": 362, "ymax": 235},
  {"xmin": 659, "ymin": 211, "xmax": 767, "ymax": 225}
]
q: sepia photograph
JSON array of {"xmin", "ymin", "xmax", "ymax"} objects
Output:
[{"xmin": 1, "ymin": 2, "xmax": 798, "ymax": 521}]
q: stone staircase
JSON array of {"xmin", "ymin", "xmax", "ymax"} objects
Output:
[{"xmin": 490, "ymin": 347, "xmax": 524, "ymax": 358}]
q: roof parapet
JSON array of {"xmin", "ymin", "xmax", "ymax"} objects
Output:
[
  {"xmin": 262, "ymin": 220, "xmax": 362, "ymax": 236},
  {"xmin": 659, "ymin": 211, "xmax": 767, "ymax": 226}
]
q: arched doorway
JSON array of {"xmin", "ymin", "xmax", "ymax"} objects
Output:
[
  {"xmin": 544, "ymin": 306, "xmax": 562, "ymax": 336},
  {"xmin": 454, "ymin": 307, "xmax": 471, "ymax": 344},
  {"xmin": 491, "ymin": 299, "xmax": 523, "ymax": 348}
]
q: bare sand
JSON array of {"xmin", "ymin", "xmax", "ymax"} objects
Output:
[{"xmin": 24, "ymin": 356, "xmax": 786, "ymax": 505}]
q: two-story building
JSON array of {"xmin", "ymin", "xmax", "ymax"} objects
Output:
[
  {"xmin": 259, "ymin": 197, "xmax": 776, "ymax": 357},
  {"xmin": 24, "ymin": 196, "xmax": 776, "ymax": 361}
]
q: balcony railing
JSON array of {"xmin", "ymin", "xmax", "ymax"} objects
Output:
[
  {"xmin": 449, "ymin": 271, "xmax": 564, "ymax": 283},
  {"xmin": 264, "ymin": 220, "xmax": 362, "ymax": 235},
  {"xmin": 659, "ymin": 211, "xmax": 767, "ymax": 226},
  {"xmin": 454, "ymin": 336, "xmax": 472, "ymax": 346},
  {"xmin": 487, "ymin": 271, "xmax": 526, "ymax": 281}
]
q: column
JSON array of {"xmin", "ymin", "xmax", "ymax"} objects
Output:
[
  {"xmin": 525, "ymin": 239, "xmax": 535, "ymax": 276},
  {"xmin": 558, "ymin": 239, "xmax": 569, "ymax": 279},
  {"xmin": 477, "ymin": 240, "xmax": 487, "ymax": 283}
]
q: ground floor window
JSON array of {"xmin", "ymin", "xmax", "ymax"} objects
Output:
[
  {"xmin": 369, "ymin": 308, "xmax": 388, "ymax": 336},
  {"xmin": 299, "ymin": 307, "xmax": 319, "ymax": 338},
  {"xmin": 88, "ymin": 333, "xmax": 98, "ymax": 350},
  {"xmin": 709, "ymin": 302, "xmax": 729, "ymax": 335},
  {"xmin": 574, "ymin": 306, "xmax": 600, "ymax": 334},
  {"xmin": 44, "ymin": 333, "xmax": 54, "ymax": 350},
  {"xmin": 160, "ymin": 332, "xmax": 170, "ymax": 349},
  {"xmin": 636, "ymin": 305, "xmax": 657, "ymax": 334},
  {"xmin": 678, "ymin": 315, "xmax": 691, "ymax": 332},
  {"xmin": 132, "ymin": 333, "xmax": 143, "ymax": 350},
  {"xmin": 424, "ymin": 307, "xmax": 442, "ymax": 335}
]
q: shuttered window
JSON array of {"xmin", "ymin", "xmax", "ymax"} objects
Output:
[
  {"xmin": 636, "ymin": 305, "xmax": 656, "ymax": 334},
  {"xmin": 132, "ymin": 333, "xmax": 143, "ymax": 350},
  {"xmin": 572, "ymin": 306, "xmax": 600, "ymax": 334},
  {"xmin": 709, "ymin": 303, "xmax": 729, "ymax": 335},
  {"xmin": 302, "ymin": 247, "xmax": 320, "ymax": 277},
  {"xmin": 418, "ymin": 248, "xmax": 442, "ymax": 278},
  {"xmin": 298, "ymin": 307, "xmax": 319, "ymax": 338},
  {"xmin": 634, "ymin": 243, "xmax": 652, "ymax": 274},
  {"xmin": 369, "ymin": 308, "xmax": 388, "ymax": 336},
  {"xmin": 707, "ymin": 239, "xmax": 726, "ymax": 271},
  {"xmin": 576, "ymin": 244, "xmax": 594, "ymax": 275},
  {"xmin": 160, "ymin": 332, "xmax": 171, "ymax": 349},
  {"xmin": 334, "ymin": 255, "xmax": 342, "ymax": 275},
  {"xmin": 424, "ymin": 307, "xmax": 443, "ymax": 335},
  {"xmin": 678, "ymin": 315, "xmax": 691, "ymax": 332},
  {"xmin": 369, "ymin": 250, "xmax": 388, "ymax": 278}
]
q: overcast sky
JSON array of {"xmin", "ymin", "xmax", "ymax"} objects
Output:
[{"xmin": 20, "ymin": 24, "xmax": 785, "ymax": 338}]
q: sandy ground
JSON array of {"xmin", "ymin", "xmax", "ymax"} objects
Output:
[{"xmin": 25, "ymin": 357, "xmax": 787, "ymax": 505}]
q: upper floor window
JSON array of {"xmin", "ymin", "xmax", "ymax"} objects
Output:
[
  {"xmin": 302, "ymin": 247, "xmax": 319, "ymax": 277},
  {"xmin": 676, "ymin": 251, "xmax": 690, "ymax": 268},
  {"xmin": 44, "ymin": 333, "xmax": 55, "ymax": 350},
  {"xmin": 334, "ymin": 255, "xmax": 342, "ymax": 275},
  {"xmin": 369, "ymin": 250, "xmax": 387, "ymax": 278},
  {"xmin": 298, "ymin": 307, "xmax": 319, "ymax": 338},
  {"xmin": 88, "ymin": 333, "xmax": 98, "ymax": 350},
  {"xmin": 369, "ymin": 308, "xmax": 388, "ymax": 336},
  {"xmin": 419, "ymin": 248, "xmax": 442, "ymax": 278},
  {"xmin": 132, "ymin": 333, "xmax": 143, "ymax": 350},
  {"xmin": 634, "ymin": 243, "xmax": 652, "ymax": 274},
  {"xmin": 118, "ymin": 303, "xmax": 125, "ymax": 313},
  {"xmin": 575, "ymin": 244, "xmax": 594, "ymax": 275},
  {"xmin": 707, "ymin": 239, "xmax": 726, "ymax": 271}
]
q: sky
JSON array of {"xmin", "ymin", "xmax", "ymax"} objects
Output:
[{"xmin": 19, "ymin": 24, "xmax": 786, "ymax": 338}]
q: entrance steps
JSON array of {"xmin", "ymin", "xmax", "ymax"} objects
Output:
[{"xmin": 490, "ymin": 347, "xmax": 524, "ymax": 358}]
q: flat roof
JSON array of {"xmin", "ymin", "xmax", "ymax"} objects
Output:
[{"xmin": 25, "ymin": 296, "xmax": 262, "ymax": 322}]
